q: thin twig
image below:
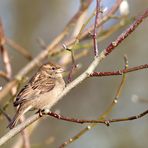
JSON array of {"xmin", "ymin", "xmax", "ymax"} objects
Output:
[
  {"xmin": 20, "ymin": 116, "xmax": 31, "ymax": 148},
  {"xmin": 90, "ymin": 64, "xmax": 148, "ymax": 77},
  {"xmin": 6, "ymin": 38, "xmax": 32, "ymax": 60},
  {"xmin": 100, "ymin": 55, "xmax": 128, "ymax": 118},
  {"xmin": 46, "ymin": 109, "xmax": 148, "ymax": 125},
  {"xmin": 63, "ymin": 45, "xmax": 77, "ymax": 82},
  {"xmin": 0, "ymin": 20, "xmax": 12, "ymax": 80},
  {"xmin": 93, "ymin": 0, "xmax": 101, "ymax": 57},
  {"xmin": 0, "ymin": 71, "xmax": 9, "ymax": 81},
  {"xmin": 0, "ymin": 106, "xmax": 11, "ymax": 122}
]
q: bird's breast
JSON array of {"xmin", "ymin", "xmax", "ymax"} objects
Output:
[{"xmin": 34, "ymin": 78, "xmax": 65, "ymax": 110}]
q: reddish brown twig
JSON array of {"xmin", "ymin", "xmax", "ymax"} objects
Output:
[
  {"xmin": 92, "ymin": 0, "xmax": 101, "ymax": 57},
  {"xmin": 63, "ymin": 44, "xmax": 77, "ymax": 82},
  {"xmin": 0, "ymin": 71, "xmax": 9, "ymax": 81},
  {"xmin": 0, "ymin": 20, "xmax": 12, "ymax": 80},
  {"xmin": 42, "ymin": 109, "xmax": 148, "ymax": 126},
  {"xmin": 90, "ymin": 64, "xmax": 148, "ymax": 77},
  {"xmin": 104, "ymin": 9, "xmax": 148, "ymax": 56}
]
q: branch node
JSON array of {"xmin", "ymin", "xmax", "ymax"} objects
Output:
[{"xmin": 105, "ymin": 120, "xmax": 110, "ymax": 126}]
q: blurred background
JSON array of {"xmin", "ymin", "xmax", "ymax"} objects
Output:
[{"xmin": 0, "ymin": 0, "xmax": 148, "ymax": 147}]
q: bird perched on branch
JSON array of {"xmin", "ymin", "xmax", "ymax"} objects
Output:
[{"xmin": 8, "ymin": 62, "xmax": 65, "ymax": 129}]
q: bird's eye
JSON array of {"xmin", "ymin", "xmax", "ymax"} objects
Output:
[{"xmin": 52, "ymin": 67, "xmax": 56, "ymax": 70}]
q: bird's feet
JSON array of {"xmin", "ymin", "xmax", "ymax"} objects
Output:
[{"xmin": 36, "ymin": 109, "xmax": 51, "ymax": 117}]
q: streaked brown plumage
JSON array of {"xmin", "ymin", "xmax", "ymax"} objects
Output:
[{"xmin": 8, "ymin": 62, "xmax": 65, "ymax": 129}]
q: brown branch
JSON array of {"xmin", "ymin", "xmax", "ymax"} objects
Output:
[
  {"xmin": 6, "ymin": 38, "xmax": 32, "ymax": 60},
  {"xmin": 0, "ymin": 46, "xmax": 12, "ymax": 79},
  {"xmin": 63, "ymin": 44, "xmax": 77, "ymax": 82},
  {"xmin": 46, "ymin": 109, "xmax": 148, "ymax": 125},
  {"xmin": 0, "ymin": 19, "xmax": 5, "ymax": 47},
  {"xmin": 92, "ymin": 0, "xmax": 101, "ymax": 56},
  {"xmin": 0, "ymin": 71, "xmax": 9, "ymax": 81},
  {"xmin": 104, "ymin": 9, "xmax": 148, "ymax": 56},
  {"xmin": 90, "ymin": 64, "xmax": 148, "ymax": 77},
  {"xmin": 20, "ymin": 116, "xmax": 30, "ymax": 148},
  {"xmin": 0, "ymin": 20, "xmax": 12, "ymax": 80}
]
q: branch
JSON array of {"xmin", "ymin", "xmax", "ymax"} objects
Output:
[
  {"xmin": 0, "ymin": 20, "xmax": 12, "ymax": 80},
  {"xmin": 6, "ymin": 38, "xmax": 32, "ymax": 60},
  {"xmin": 47, "ymin": 109, "xmax": 148, "ymax": 125},
  {"xmin": 0, "ymin": 71, "xmax": 9, "ymax": 81},
  {"xmin": 92, "ymin": 0, "xmax": 101, "ymax": 56},
  {"xmin": 90, "ymin": 64, "xmax": 148, "ymax": 77}
]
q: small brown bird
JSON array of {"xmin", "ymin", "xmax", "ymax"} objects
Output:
[{"xmin": 8, "ymin": 62, "xmax": 65, "ymax": 129}]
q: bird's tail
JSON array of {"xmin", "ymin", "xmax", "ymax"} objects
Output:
[
  {"xmin": 7, "ymin": 110, "xmax": 21, "ymax": 129},
  {"xmin": 8, "ymin": 106, "xmax": 31, "ymax": 129}
]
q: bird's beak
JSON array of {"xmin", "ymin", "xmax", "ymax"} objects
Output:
[{"xmin": 56, "ymin": 68, "xmax": 65, "ymax": 73}]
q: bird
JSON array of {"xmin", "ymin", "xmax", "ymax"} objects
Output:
[{"xmin": 8, "ymin": 62, "xmax": 65, "ymax": 129}]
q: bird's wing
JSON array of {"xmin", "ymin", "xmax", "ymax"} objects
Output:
[{"xmin": 14, "ymin": 73, "xmax": 55, "ymax": 107}]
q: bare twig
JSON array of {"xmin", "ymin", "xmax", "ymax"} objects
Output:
[
  {"xmin": 100, "ymin": 55, "xmax": 128, "ymax": 118},
  {"xmin": 0, "ymin": 106, "xmax": 11, "ymax": 122},
  {"xmin": 45, "ymin": 109, "xmax": 148, "ymax": 125},
  {"xmin": 92, "ymin": 0, "xmax": 101, "ymax": 56},
  {"xmin": 90, "ymin": 64, "xmax": 148, "ymax": 77},
  {"xmin": 20, "ymin": 116, "xmax": 31, "ymax": 148},
  {"xmin": 0, "ymin": 20, "xmax": 12, "ymax": 80},
  {"xmin": 6, "ymin": 38, "xmax": 32, "ymax": 60},
  {"xmin": 63, "ymin": 44, "xmax": 77, "ymax": 82},
  {"xmin": 0, "ymin": 71, "xmax": 9, "ymax": 81}
]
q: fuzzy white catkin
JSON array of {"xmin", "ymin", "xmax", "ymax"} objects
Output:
[{"xmin": 119, "ymin": 0, "xmax": 129, "ymax": 16}]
